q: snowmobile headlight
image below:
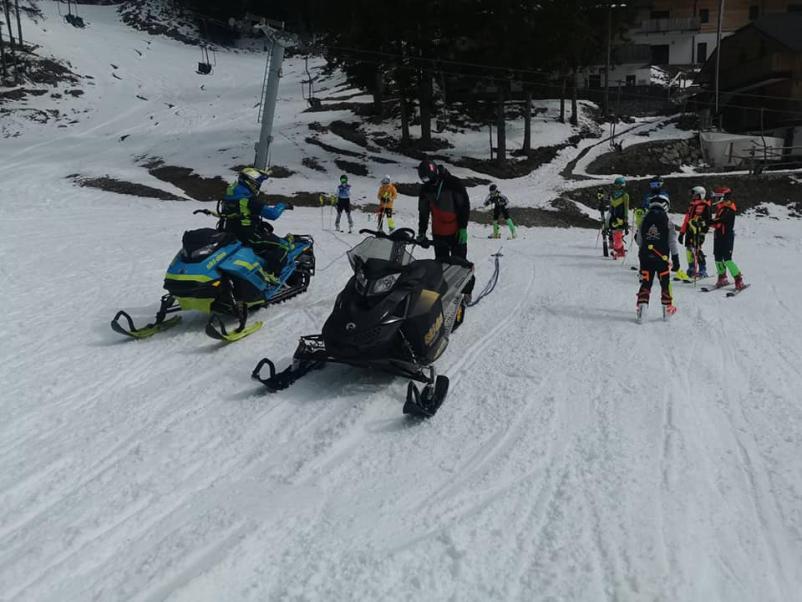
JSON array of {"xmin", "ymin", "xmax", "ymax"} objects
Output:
[
  {"xmin": 370, "ymin": 273, "xmax": 401, "ymax": 296},
  {"xmin": 355, "ymin": 269, "xmax": 368, "ymax": 293}
]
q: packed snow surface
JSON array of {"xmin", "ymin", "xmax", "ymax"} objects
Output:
[{"xmin": 2, "ymin": 5, "xmax": 802, "ymax": 602}]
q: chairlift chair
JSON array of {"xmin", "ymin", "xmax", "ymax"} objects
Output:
[
  {"xmin": 61, "ymin": 0, "xmax": 85, "ymax": 28},
  {"xmin": 197, "ymin": 45, "xmax": 215, "ymax": 75}
]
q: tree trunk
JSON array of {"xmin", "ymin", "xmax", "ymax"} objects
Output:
[
  {"xmin": 398, "ymin": 70, "xmax": 410, "ymax": 143},
  {"xmin": 559, "ymin": 77, "xmax": 566, "ymax": 123},
  {"xmin": 0, "ymin": 24, "xmax": 7, "ymax": 79},
  {"xmin": 522, "ymin": 90, "xmax": 532, "ymax": 154},
  {"xmin": 496, "ymin": 85, "xmax": 506, "ymax": 165},
  {"xmin": 14, "ymin": 0, "xmax": 22, "ymax": 51},
  {"xmin": 3, "ymin": 0, "xmax": 16, "ymax": 54},
  {"xmin": 570, "ymin": 69, "xmax": 579, "ymax": 126},
  {"xmin": 373, "ymin": 68, "xmax": 385, "ymax": 118},
  {"xmin": 419, "ymin": 69, "xmax": 432, "ymax": 144}
]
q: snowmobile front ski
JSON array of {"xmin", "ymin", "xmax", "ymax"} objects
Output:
[
  {"xmin": 726, "ymin": 284, "xmax": 750, "ymax": 297},
  {"xmin": 251, "ymin": 356, "xmax": 323, "ymax": 391},
  {"xmin": 205, "ymin": 312, "xmax": 263, "ymax": 343},
  {"xmin": 403, "ymin": 374, "xmax": 449, "ymax": 418},
  {"xmin": 111, "ymin": 295, "xmax": 182, "ymax": 339}
]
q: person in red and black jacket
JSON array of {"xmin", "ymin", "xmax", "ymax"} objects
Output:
[
  {"xmin": 417, "ymin": 159, "xmax": 470, "ymax": 261},
  {"xmin": 710, "ymin": 186, "xmax": 747, "ymax": 290}
]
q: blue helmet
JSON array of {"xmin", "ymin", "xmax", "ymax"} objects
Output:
[{"xmin": 649, "ymin": 176, "xmax": 664, "ymax": 190}]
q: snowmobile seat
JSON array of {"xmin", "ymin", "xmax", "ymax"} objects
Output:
[
  {"xmin": 410, "ymin": 259, "xmax": 447, "ymax": 296},
  {"xmin": 181, "ymin": 228, "xmax": 237, "ymax": 262}
]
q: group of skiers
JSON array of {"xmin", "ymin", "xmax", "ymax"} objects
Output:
[
  {"xmin": 310, "ymin": 160, "xmax": 517, "ymax": 260},
  {"xmin": 597, "ymin": 174, "xmax": 747, "ymax": 317}
]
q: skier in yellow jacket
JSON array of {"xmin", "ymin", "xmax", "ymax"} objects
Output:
[{"xmin": 377, "ymin": 175, "xmax": 397, "ymax": 232}]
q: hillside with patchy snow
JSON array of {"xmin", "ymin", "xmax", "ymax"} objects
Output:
[{"xmin": 2, "ymin": 5, "xmax": 802, "ymax": 602}]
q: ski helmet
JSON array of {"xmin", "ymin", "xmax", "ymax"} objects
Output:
[
  {"xmin": 381, "ymin": 175, "xmax": 391, "ymax": 185},
  {"xmin": 238, "ymin": 166, "xmax": 270, "ymax": 195},
  {"xmin": 711, "ymin": 185, "xmax": 732, "ymax": 201},
  {"xmin": 691, "ymin": 185, "xmax": 706, "ymax": 200},
  {"xmin": 417, "ymin": 158, "xmax": 440, "ymax": 184},
  {"xmin": 613, "ymin": 176, "xmax": 626, "ymax": 188},
  {"xmin": 340, "ymin": 174, "xmax": 349, "ymax": 184},
  {"xmin": 649, "ymin": 175, "xmax": 664, "ymax": 190},
  {"xmin": 650, "ymin": 193, "xmax": 670, "ymax": 212},
  {"xmin": 489, "ymin": 183, "xmax": 498, "ymax": 193}
]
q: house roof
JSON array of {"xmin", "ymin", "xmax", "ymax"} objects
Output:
[{"xmin": 750, "ymin": 14, "xmax": 802, "ymax": 52}]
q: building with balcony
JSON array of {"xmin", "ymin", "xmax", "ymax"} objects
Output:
[
  {"xmin": 579, "ymin": 1, "xmax": 802, "ymax": 91},
  {"xmin": 696, "ymin": 13, "xmax": 802, "ymax": 142}
]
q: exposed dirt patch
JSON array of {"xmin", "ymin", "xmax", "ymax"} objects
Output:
[
  {"xmin": 143, "ymin": 158, "xmax": 227, "ymax": 202},
  {"xmin": 329, "ymin": 120, "xmax": 375, "ymax": 149},
  {"xmin": 472, "ymin": 199, "xmax": 599, "ymax": 230},
  {"xmin": 564, "ymin": 173, "xmax": 802, "ymax": 216},
  {"xmin": 370, "ymin": 134, "xmax": 454, "ymax": 162},
  {"xmin": 334, "ymin": 159, "xmax": 369, "ymax": 177},
  {"xmin": 305, "ymin": 137, "xmax": 363, "ymax": 158},
  {"xmin": 70, "ymin": 175, "xmax": 185, "ymax": 201},
  {"xmin": 230, "ymin": 164, "xmax": 295, "ymax": 178},
  {"xmin": 302, "ymin": 157, "xmax": 327, "ymax": 172},
  {"xmin": 456, "ymin": 143, "xmax": 572, "ymax": 179},
  {"xmin": 395, "ymin": 176, "xmax": 492, "ymax": 198}
]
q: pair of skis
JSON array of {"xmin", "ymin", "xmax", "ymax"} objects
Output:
[
  {"xmin": 636, "ymin": 303, "xmax": 676, "ymax": 324},
  {"xmin": 700, "ymin": 283, "xmax": 751, "ymax": 298}
]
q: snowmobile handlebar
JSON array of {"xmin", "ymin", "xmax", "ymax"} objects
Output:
[{"xmin": 359, "ymin": 228, "xmax": 430, "ymax": 247}]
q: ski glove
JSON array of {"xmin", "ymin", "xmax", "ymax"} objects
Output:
[
  {"xmin": 286, "ymin": 203, "xmax": 295, "ymax": 210},
  {"xmin": 678, "ymin": 233, "xmax": 684, "ymax": 244},
  {"xmin": 457, "ymin": 228, "xmax": 468, "ymax": 245},
  {"xmin": 671, "ymin": 254, "xmax": 681, "ymax": 272}
]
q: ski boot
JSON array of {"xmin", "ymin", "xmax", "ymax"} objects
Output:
[
  {"xmin": 636, "ymin": 303, "xmax": 647, "ymax": 323},
  {"xmin": 698, "ymin": 266, "xmax": 708, "ymax": 278},
  {"xmin": 663, "ymin": 304, "xmax": 678, "ymax": 320},
  {"xmin": 686, "ymin": 265, "xmax": 696, "ymax": 278},
  {"xmin": 734, "ymin": 274, "xmax": 747, "ymax": 291},
  {"xmin": 674, "ymin": 269, "xmax": 691, "ymax": 282},
  {"xmin": 716, "ymin": 274, "xmax": 730, "ymax": 288}
]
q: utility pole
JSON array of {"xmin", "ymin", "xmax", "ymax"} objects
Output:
[
  {"xmin": 604, "ymin": 3, "xmax": 627, "ymax": 118},
  {"xmin": 714, "ymin": 0, "xmax": 725, "ymax": 118},
  {"xmin": 254, "ymin": 22, "xmax": 286, "ymax": 170}
]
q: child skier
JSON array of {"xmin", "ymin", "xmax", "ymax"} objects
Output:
[
  {"xmin": 710, "ymin": 185, "xmax": 747, "ymax": 291},
  {"xmin": 636, "ymin": 192, "xmax": 679, "ymax": 320},
  {"xmin": 678, "ymin": 186, "xmax": 712, "ymax": 278},
  {"xmin": 608, "ymin": 176, "xmax": 629, "ymax": 259},
  {"xmin": 376, "ymin": 175, "xmax": 397, "ymax": 233},
  {"xmin": 484, "ymin": 184, "xmax": 517, "ymax": 239},
  {"xmin": 335, "ymin": 174, "xmax": 354, "ymax": 233}
]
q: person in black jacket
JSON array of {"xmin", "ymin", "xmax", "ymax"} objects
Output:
[
  {"xmin": 417, "ymin": 159, "xmax": 470, "ymax": 261},
  {"xmin": 637, "ymin": 193, "xmax": 678, "ymax": 316}
]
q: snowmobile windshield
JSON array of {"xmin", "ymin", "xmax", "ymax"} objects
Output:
[{"xmin": 347, "ymin": 237, "xmax": 415, "ymax": 272}]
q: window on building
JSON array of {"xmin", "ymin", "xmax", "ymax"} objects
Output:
[
  {"xmin": 650, "ymin": 45, "xmax": 670, "ymax": 65},
  {"xmin": 700, "ymin": 8, "xmax": 710, "ymax": 23},
  {"xmin": 749, "ymin": 5, "xmax": 759, "ymax": 19},
  {"xmin": 626, "ymin": 75, "xmax": 636, "ymax": 87},
  {"xmin": 697, "ymin": 42, "xmax": 708, "ymax": 63},
  {"xmin": 789, "ymin": 4, "xmax": 802, "ymax": 12},
  {"xmin": 588, "ymin": 74, "xmax": 601, "ymax": 89},
  {"xmin": 651, "ymin": 10, "xmax": 670, "ymax": 19}
]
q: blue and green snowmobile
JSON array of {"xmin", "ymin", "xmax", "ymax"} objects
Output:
[{"xmin": 111, "ymin": 209, "xmax": 315, "ymax": 342}]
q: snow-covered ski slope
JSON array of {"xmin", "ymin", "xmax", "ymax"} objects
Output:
[{"xmin": 2, "ymin": 6, "xmax": 802, "ymax": 602}]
